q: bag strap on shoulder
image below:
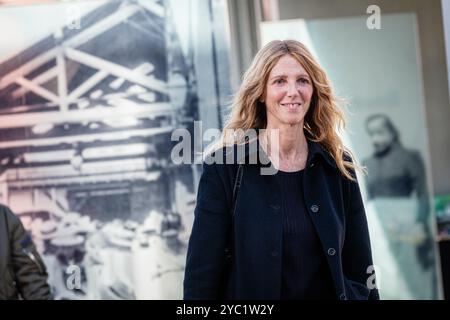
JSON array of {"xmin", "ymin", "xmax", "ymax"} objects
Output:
[{"xmin": 231, "ymin": 163, "xmax": 244, "ymax": 217}]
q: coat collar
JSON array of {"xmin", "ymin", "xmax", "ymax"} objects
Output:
[
  {"xmin": 235, "ymin": 135, "xmax": 337, "ymax": 169},
  {"xmin": 306, "ymin": 138, "xmax": 337, "ymax": 169}
]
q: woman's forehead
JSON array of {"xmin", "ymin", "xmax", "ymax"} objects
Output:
[{"xmin": 269, "ymin": 55, "xmax": 308, "ymax": 76}]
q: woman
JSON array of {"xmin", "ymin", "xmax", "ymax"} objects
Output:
[{"xmin": 183, "ymin": 40, "xmax": 379, "ymax": 300}]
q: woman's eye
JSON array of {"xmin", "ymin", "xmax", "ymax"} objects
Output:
[
  {"xmin": 274, "ymin": 79, "xmax": 285, "ymax": 85},
  {"xmin": 299, "ymin": 78, "xmax": 309, "ymax": 84}
]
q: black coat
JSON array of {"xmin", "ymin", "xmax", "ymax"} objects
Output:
[
  {"xmin": 184, "ymin": 137, "xmax": 379, "ymax": 300},
  {"xmin": 0, "ymin": 204, "xmax": 53, "ymax": 300}
]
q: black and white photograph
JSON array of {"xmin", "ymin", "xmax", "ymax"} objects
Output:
[{"xmin": 0, "ymin": 0, "xmax": 232, "ymax": 299}]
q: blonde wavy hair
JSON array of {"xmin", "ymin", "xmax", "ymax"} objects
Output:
[{"xmin": 207, "ymin": 39, "xmax": 360, "ymax": 180}]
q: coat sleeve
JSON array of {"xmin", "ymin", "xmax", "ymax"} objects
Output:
[
  {"xmin": 6, "ymin": 206, "xmax": 53, "ymax": 300},
  {"xmin": 341, "ymin": 171, "xmax": 380, "ymax": 300},
  {"xmin": 183, "ymin": 160, "xmax": 232, "ymax": 300}
]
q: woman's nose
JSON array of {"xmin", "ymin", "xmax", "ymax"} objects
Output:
[{"xmin": 286, "ymin": 82, "xmax": 299, "ymax": 97}]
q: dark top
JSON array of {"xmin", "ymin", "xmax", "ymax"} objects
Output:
[
  {"xmin": 362, "ymin": 142, "xmax": 429, "ymax": 223},
  {"xmin": 276, "ymin": 169, "xmax": 336, "ymax": 299},
  {"xmin": 362, "ymin": 142, "xmax": 427, "ymax": 199}
]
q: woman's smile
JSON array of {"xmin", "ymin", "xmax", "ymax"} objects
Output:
[{"xmin": 280, "ymin": 102, "xmax": 303, "ymax": 111}]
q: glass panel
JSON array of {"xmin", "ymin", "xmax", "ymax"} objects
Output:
[{"xmin": 261, "ymin": 13, "xmax": 440, "ymax": 299}]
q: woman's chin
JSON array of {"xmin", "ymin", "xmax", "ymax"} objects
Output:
[
  {"xmin": 282, "ymin": 116, "xmax": 304, "ymax": 126},
  {"xmin": 267, "ymin": 113, "xmax": 305, "ymax": 127}
]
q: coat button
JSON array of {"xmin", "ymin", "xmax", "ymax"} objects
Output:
[
  {"xmin": 270, "ymin": 204, "xmax": 280, "ymax": 210},
  {"xmin": 327, "ymin": 248, "xmax": 336, "ymax": 256},
  {"xmin": 310, "ymin": 204, "xmax": 319, "ymax": 213},
  {"xmin": 310, "ymin": 162, "xmax": 315, "ymax": 168},
  {"xmin": 339, "ymin": 293, "xmax": 346, "ymax": 300},
  {"xmin": 271, "ymin": 250, "xmax": 278, "ymax": 257},
  {"xmin": 224, "ymin": 248, "xmax": 231, "ymax": 258}
]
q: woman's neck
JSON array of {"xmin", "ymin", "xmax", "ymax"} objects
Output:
[{"xmin": 260, "ymin": 122, "xmax": 309, "ymax": 171}]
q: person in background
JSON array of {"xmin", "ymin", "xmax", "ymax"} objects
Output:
[
  {"xmin": 0, "ymin": 203, "xmax": 53, "ymax": 299},
  {"xmin": 362, "ymin": 114, "xmax": 436, "ymax": 299},
  {"xmin": 362, "ymin": 114, "xmax": 434, "ymax": 270},
  {"xmin": 363, "ymin": 114, "xmax": 429, "ymax": 211}
]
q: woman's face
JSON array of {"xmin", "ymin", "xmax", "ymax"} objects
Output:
[{"xmin": 263, "ymin": 54, "xmax": 313, "ymax": 127}]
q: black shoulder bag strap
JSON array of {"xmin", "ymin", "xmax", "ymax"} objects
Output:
[
  {"xmin": 220, "ymin": 163, "xmax": 244, "ymax": 297},
  {"xmin": 225, "ymin": 163, "xmax": 243, "ymax": 257},
  {"xmin": 231, "ymin": 163, "xmax": 244, "ymax": 218}
]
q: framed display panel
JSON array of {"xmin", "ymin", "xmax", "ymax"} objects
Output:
[{"xmin": 261, "ymin": 12, "xmax": 441, "ymax": 299}]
